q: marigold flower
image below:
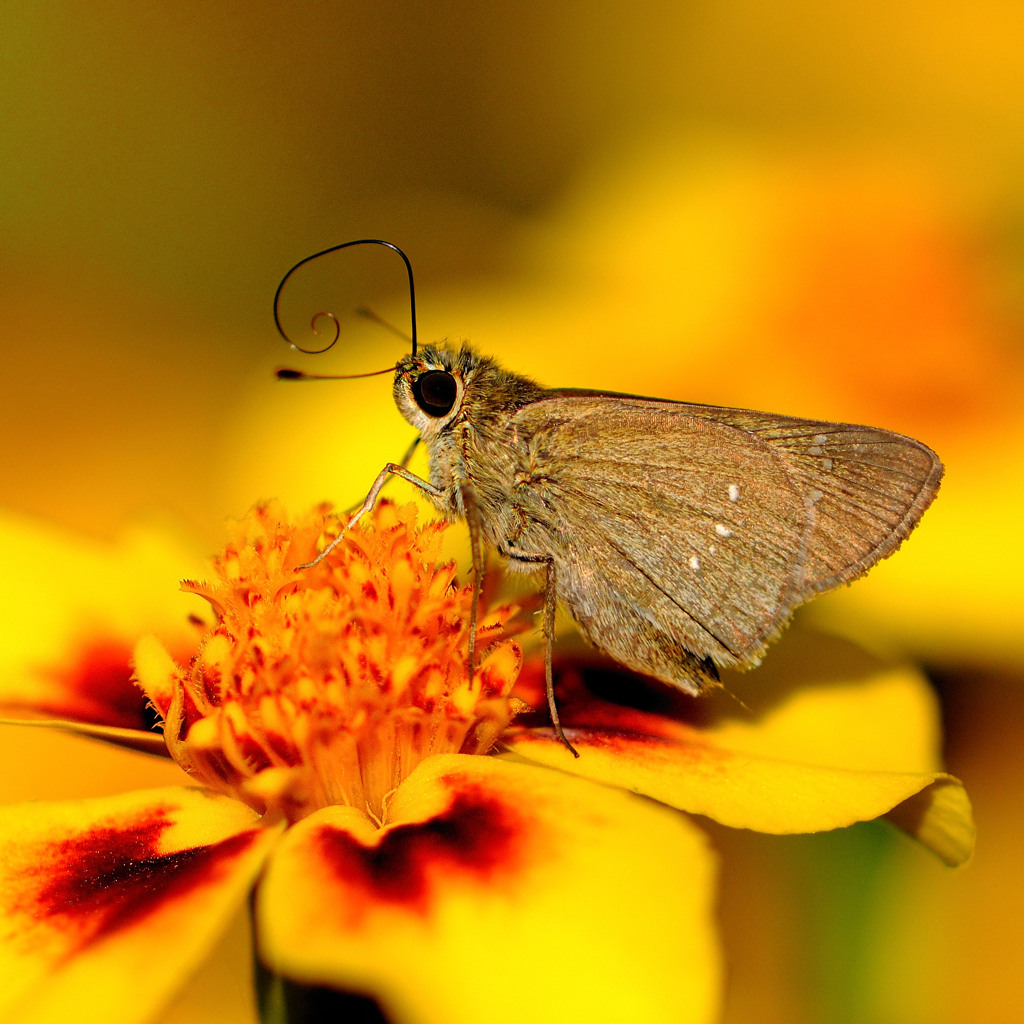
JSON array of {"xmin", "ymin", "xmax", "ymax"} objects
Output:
[
  {"xmin": 0, "ymin": 500, "xmax": 973, "ymax": 1024},
  {"xmin": 138, "ymin": 501, "xmax": 523, "ymax": 825}
]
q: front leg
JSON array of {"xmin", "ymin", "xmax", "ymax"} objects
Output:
[
  {"xmin": 506, "ymin": 544, "xmax": 578, "ymax": 758},
  {"xmin": 334, "ymin": 436, "xmax": 424, "ymax": 519},
  {"xmin": 299, "ymin": 462, "xmax": 444, "ymax": 569}
]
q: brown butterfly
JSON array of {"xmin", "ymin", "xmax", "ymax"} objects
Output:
[{"xmin": 277, "ymin": 241, "xmax": 942, "ymax": 754}]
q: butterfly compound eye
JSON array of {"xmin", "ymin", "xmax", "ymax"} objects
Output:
[{"xmin": 412, "ymin": 370, "xmax": 458, "ymax": 416}]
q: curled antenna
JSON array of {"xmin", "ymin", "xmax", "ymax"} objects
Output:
[{"xmin": 273, "ymin": 239, "xmax": 418, "ymax": 356}]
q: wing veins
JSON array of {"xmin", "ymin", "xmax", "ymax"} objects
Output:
[{"xmin": 601, "ymin": 535, "xmax": 744, "ymax": 659}]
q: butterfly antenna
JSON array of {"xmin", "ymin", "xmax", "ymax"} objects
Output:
[
  {"xmin": 275, "ymin": 365, "xmax": 397, "ymax": 382},
  {"xmin": 273, "ymin": 239, "xmax": 418, "ymax": 356}
]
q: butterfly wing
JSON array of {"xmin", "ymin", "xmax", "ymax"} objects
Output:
[
  {"xmin": 505, "ymin": 392, "xmax": 941, "ymax": 692},
  {"xmin": 715, "ymin": 410, "xmax": 943, "ymax": 594}
]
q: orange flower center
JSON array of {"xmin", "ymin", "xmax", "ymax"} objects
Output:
[{"xmin": 135, "ymin": 502, "xmax": 522, "ymax": 825}]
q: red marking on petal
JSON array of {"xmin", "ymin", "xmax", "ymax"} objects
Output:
[
  {"xmin": 12, "ymin": 806, "xmax": 259, "ymax": 955},
  {"xmin": 514, "ymin": 655, "xmax": 711, "ymax": 740},
  {"xmin": 578, "ymin": 725, "xmax": 722, "ymax": 769},
  {"xmin": 28, "ymin": 640, "xmax": 156, "ymax": 730},
  {"xmin": 315, "ymin": 784, "xmax": 523, "ymax": 920}
]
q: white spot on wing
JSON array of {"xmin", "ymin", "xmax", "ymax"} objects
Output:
[
  {"xmin": 808, "ymin": 445, "xmax": 823, "ymax": 456},
  {"xmin": 689, "ymin": 555, "xmax": 700, "ymax": 571},
  {"xmin": 813, "ymin": 434, "xmax": 828, "ymax": 446},
  {"xmin": 809, "ymin": 488, "xmax": 824, "ymax": 503},
  {"xmin": 823, "ymin": 458, "xmax": 834, "ymax": 471},
  {"xmin": 715, "ymin": 524, "xmax": 733, "ymax": 538},
  {"xmin": 709, "ymin": 544, "xmax": 717, "ymax": 555},
  {"xmin": 728, "ymin": 484, "xmax": 740, "ymax": 503}
]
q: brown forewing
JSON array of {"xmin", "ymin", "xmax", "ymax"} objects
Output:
[{"xmin": 502, "ymin": 392, "xmax": 941, "ymax": 693}]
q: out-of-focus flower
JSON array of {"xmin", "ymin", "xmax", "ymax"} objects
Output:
[{"xmin": 0, "ymin": 499, "xmax": 972, "ymax": 1023}]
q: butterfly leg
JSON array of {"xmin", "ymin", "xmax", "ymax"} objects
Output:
[
  {"xmin": 334, "ymin": 437, "xmax": 422, "ymax": 518},
  {"xmin": 298, "ymin": 460, "xmax": 443, "ymax": 569},
  {"xmin": 507, "ymin": 546, "xmax": 579, "ymax": 758},
  {"xmin": 459, "ymin": 484, "xmax": 488, "ymax": 687}
]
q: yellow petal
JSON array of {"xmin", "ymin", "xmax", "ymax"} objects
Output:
[
  {"xmin": 702, "ymin": 634, "xmax": 944, "ymax": 774},
  {"xmin": 257, "ymin": 753, "xmax": 720, "ymax": 1024},
  {"xmin": 0, "ymin": 635, "xmax": 152, "ymax": 732},
  {"xmin": 508, "ymin": 726, "xmax": 968, "ymax": 849},
  {"xmin": 883, "ymin": 776, "xmax": 976, "ymax": 868},
  {"xmin": 0, "ymin": 510, "xmax": 203, "ymax": 728},
  {"xmin": 155, "ymin": 906, "xmax": 260, "ymax": 1024},
  {"xmin": 0, "ymin": 786, "xmax": 277, "ymax": 1024},
  {"xmin": 506, "ymin": 635, "xmax": 974, "ymax": 864}
]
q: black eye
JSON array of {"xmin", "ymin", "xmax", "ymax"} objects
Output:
[{"xmin": 412, "ymin": 370, "xmax": 458, "ymax": 417}]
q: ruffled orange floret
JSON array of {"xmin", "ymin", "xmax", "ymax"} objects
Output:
[{"xmin": 134, "ymin": 502, "xmax": 523, "ymax": 825}]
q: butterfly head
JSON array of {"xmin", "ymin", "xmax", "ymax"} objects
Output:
[{"xmin": 393, "ymin": 343, "xmax": 483, "ymax": 433}]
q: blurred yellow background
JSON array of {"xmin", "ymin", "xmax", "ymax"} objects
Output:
[{"xmin": 3, "ymin": 3, "xmax": 1023, "ymax": 1022}]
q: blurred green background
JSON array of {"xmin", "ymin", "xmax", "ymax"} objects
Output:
[{"xmin": 3, "ymin": 3, "xmax": 1023, "ymax": 1022}]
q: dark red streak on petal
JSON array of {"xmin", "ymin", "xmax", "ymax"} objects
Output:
[
  {"xmin": 564, "ymin": 725, "xmax": 723, "ymax": 770},
  {"xmin": 315, "ymin": 784, "xmax": 524, "ymax": 920},
  {"xmin": 11, "ymin": 806, "xmax": 259, "ymax": 955},
  {"xmin": 514, "ymin": 656, "xmax": 712, "ymax": 738},
  {"xmin": 32, "ymin": 640, "xmax": 155, "ymax": 730}
]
